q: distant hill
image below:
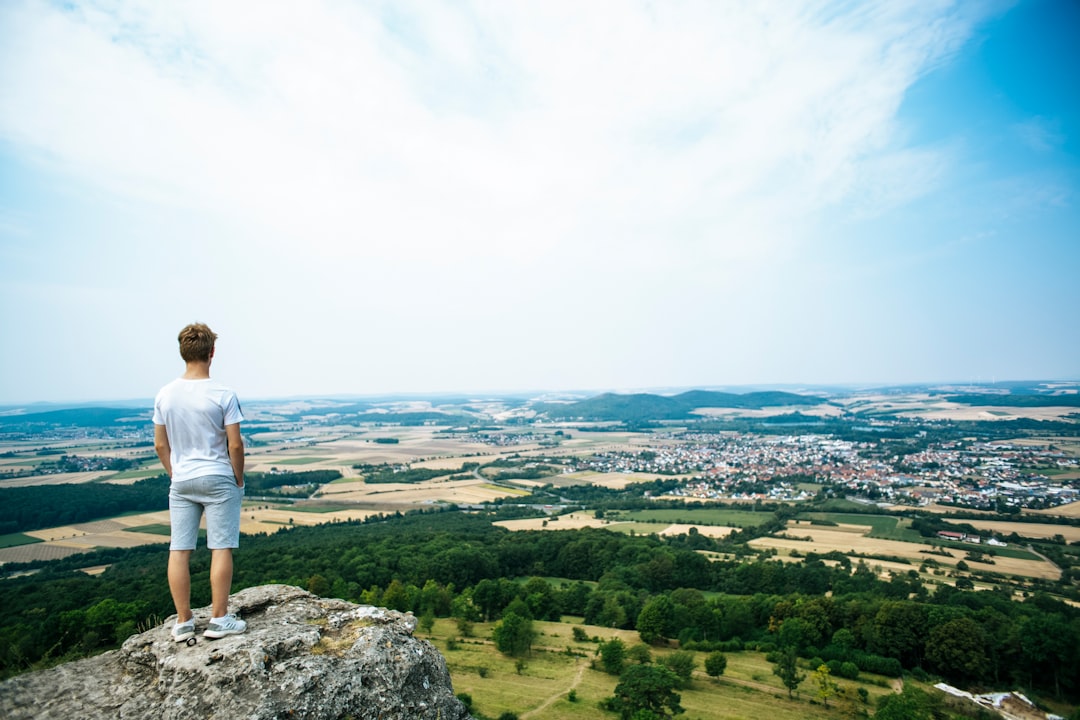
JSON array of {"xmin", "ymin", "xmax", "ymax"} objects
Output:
[
  {"xmin": 672, "ymin": 390, "xmax": 823, "ymax": 409},
  {"xmin": 943, "ymin": 393, "xmax": 1080, "ymax": 408},
  {"xmin": 538, "ymin": 390, "xmax": 825, "ymax": 421},
  {"xmin": 0, "ymin": 407, "xmax": 150, "ymax": 427}
]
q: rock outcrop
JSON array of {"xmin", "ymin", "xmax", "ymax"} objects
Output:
[{"xmin": 0, "ymin": 584, "xmax": 473, "ymax": 720}]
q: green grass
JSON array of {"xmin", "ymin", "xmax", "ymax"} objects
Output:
[
  {"xmin": 123, "ymin": 524, "xmax": 206, "ymax": 540},
  {"xmin": 617, "ymin": 508, "xmax": 778, "ymax": 528},
  {"xmin": 107, "ymin": 468, "xmax": 164, "ymax": 480},
  {"xmin": 423, "ymin": 618, "xmax": 897, "ymax": 720},
  {"xmin": 810, "ymin": 498, "xmax": 878, "ymax": 512},
  {"xmin": 271, "ymin": 457, "xmax": 325, "ymax": 465},
  {"xmin": 123, "ymin": 524, "xmax": 172, "ymax": 536},
  {"xmin": 795, "ymin": 512, "xmax": 924, "ymax": 542},
  {"xmin": 795, "ymin": 512, "xmax": 1045, "ymax": 561},
  {"xmin": 0, "ymin": 533, "xmax": 43, "ymax": 549},
  {"xmin": 289, "ymin": 505, "xmax": 350, "ymax": 514},
  {"xmin": 933, "ymin": 540, "xmax": 1042, "ymax": 561}
]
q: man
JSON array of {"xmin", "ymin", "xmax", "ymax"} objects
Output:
[{"xmin": 153, "ymin": 322, "xmax": 247, "ymax": 641}]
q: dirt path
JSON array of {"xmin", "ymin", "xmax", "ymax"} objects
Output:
[{"xmin": 520, "ymin": 658, "xmax": 588, "ymax": 719}]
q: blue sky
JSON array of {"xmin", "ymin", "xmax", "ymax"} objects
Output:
[{"xmin": 0, "ymin": 0, "xmax": 1077, "ymax": 404}]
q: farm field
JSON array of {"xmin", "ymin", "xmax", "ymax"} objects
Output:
[
  {"xmin": 424, "ymin": 618, "xmax": 896, "ymax": 720},
  {"xmin": 957, "ymin": 519, "xmax": 1080, "ymax": 543},
  {"xmin": 316, "ymin": 476, "xmax": 521, "ymax": 505},
  {"xmin": 526, "ymin": 470, "xmax": 666, "ymax": 490},
  {"xmin": 494, "ymin": 512, "xmax": 740, "ymax": 539},
  {"xmin": 619, "ymin": 508, "xmax": 778, "ymax": 528},
  {"xmin": 0, "ymin": 470, "xmax": 117, "ymax": 487},
  {"xmin": 793, "ymin": 513, "xmax": 924, "ymax": 542},
  {"xmin": 749, "ymin": 521, "xmax": 1061, "ymax": 581},
  {"xmin": 1033, "ymin": 500, "xmax": 1080, "ymax": 519},
  {"xmin": 0, "ymin": 501, "xmax": 379, "ymax": 566}
]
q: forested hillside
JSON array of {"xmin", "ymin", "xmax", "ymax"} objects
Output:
[
  {"xmin": 537, "ymin": 390, "xmax": 824, "ymax": 422},
  {"xmin": 2, "ymin": 508, "xmax": 1077, "ymax": 703}
]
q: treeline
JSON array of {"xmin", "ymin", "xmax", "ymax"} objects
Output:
[
  {"xmin": 3, "ymin": 508, "xmax": 1078, "ymax": 701},
  {"xmin": 0, "ymin": 476, "xmax": 169, "ymax": 534},
  {"xmin": 351, "ymin": 463, "xmax": 478, "ymax": 484},
  {"xmin": 692, "ymin": 415, "xmax": 1080, "ymax": 442},
  {"xmin": 244, "ymin": 470, "xmax": 342, "ymax": 495}
]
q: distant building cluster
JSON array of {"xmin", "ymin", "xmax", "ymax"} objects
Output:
[{"xmin": 567, "ymin": 432, "xmax": 1079, "ymax": 510}]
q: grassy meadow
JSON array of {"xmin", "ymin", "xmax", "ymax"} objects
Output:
[{"xmin": 422, "ymin": 618, "xmax": 897, "ymax": 720}]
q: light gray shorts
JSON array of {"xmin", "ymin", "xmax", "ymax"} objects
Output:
[{"xmin": 169, "ymin": 474, "xmax": 244, "ymax": 550}]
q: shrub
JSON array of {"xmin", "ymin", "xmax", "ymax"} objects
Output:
[
  {"xmin": 657, "ymin": 650, "xmax": 696, "ymax": 687},
  {"xmin": 704, "ymin": 651, "xmax": 728, "ymax": 678}
]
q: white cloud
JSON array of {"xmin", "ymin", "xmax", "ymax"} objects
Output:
[
  {"xmin": 0, "ymin": 1, "xmax": 990, "ymax": 258},
  {"xmin": 1, "ymin": 0, "xmax": 1030, "ymax": 399}
]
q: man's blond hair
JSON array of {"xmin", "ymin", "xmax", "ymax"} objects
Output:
[{"xmin": 178, "ymin": 323, "xmax": 217, "ymax": 363}]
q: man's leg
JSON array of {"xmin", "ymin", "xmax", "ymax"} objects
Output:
[
  {"xmin": 210, "ymin": 548, "xmax": 233, "ymax": 619},
  {"xmin": 168, "ymin": 550, "xmax": 194, "ymax": 622}
]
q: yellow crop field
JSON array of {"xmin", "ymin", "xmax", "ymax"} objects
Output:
[
  {"xmin": 494, "ymin": 513, "xmax": 738, "ymax": 539},
  {"xmin": 1033, "ymin": 500, "xmax": 1080, "ymax": 519},
  {"xmin": 749, "ymin": 522, "xmax": 1060, "ymax": 581},
  {"xmin": 958, "ymin": 519, "xmax": 1080, "ymax": 542},
  {"xmin": 538, "ymin": 471, "xmax": 657, "ymax": 489},
  {"xmin": 316, "ymin": 477, "xmax": 519, "ymax": 505}
]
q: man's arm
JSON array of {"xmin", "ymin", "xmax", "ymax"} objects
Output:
[
  {"xmin": 154, "ymin": 424, "xmax": 172, "ymax": 478},
  {"xmin": 226, "ymin": 423, "xmax": 244, "ymax": 487}
]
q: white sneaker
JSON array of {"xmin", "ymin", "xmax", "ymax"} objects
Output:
[
  {"xmin": 171, "ymin": 618, "xmax": 195, "ymax": 643},
  {"xmin": 203, "ymin": 613, "xmax": 246, "ymax": 639}
]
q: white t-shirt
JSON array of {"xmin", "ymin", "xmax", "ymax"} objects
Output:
[{"xmin": 153, "ymin": 378, "xmax": 244, "ymax": 483}]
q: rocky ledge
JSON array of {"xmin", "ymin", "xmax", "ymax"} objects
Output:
[{"xmin": 0, "ymin": 584, "xmax": 473, "ymax": 720}]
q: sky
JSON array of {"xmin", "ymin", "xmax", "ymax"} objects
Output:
[{"xmin": 1, "ymin": 0, "xmax": 1078, "ymax": 404}]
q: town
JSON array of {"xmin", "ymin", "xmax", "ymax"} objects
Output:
[{"xmin": 566, "ymin": 431, "xmax": 1079, "ymax": 510}]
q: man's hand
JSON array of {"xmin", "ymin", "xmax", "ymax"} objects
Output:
[
  {"xmin": 226, "ymin": 423, "xmax": 245, "ymax": 487},
  {"xmin": 153, "ymin": 424, "xmax": 172, "ymax": 478}
]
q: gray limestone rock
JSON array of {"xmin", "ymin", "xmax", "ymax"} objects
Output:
[{"xmin": 0, "ymin": 584, "xmax": 473, "ymax": 720}]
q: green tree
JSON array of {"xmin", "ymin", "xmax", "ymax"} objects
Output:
[
  {"xmin": 772, "ymin": 646, "xmax": 806, "ymax": 699},
  {"xmin": 871, "ymin": 601, "xmax": 928, "ymax": 668},
  {"xmin": 608, "ymin": 664, "xmax": 684, "ymax": 719},
  {"xmin": 704, "ymin": 651, "xmax": 727, "ymax": 679},
  {"xmin": 627, "ymin": 643, "xmax": 653, "ymax": 665},
  {"xmin": 306, "ymin": 574, "xmax": 330, "ymax": 597},
  {"xmin": 637, "ymin": 595, "xmax": 675, "ymax": 644},
  {"xmin": 657, "ymin": 650, "xmax": 696, "ymax": 688},
  {"xmin": 381, "ymin": 579, "xmax": 413, "ymax": 612},
  {"xmin": 876, "ymin": 685, "xmax": 940, "ymax": 720},
  {"xmin": 812, "ymin": 664, "xmax": 838, "ymax": 708},
  {"xmin": 473, "ymin": 578, "xmax": 505, "ymax": 622},
  {"xmin": 925, "ymin": 616, "xmax": 989, "ymax": 683},
  {"xmin": 600, "ymin": 638, "xmax": 627, "ymax": 675},
  {"xmin": 1020, "ymin": 613, "xmax": 1073, "ymax": 698},
  {"xmin": 492, "ymin": 611, "xmax": 535, "ymax": 658}
]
